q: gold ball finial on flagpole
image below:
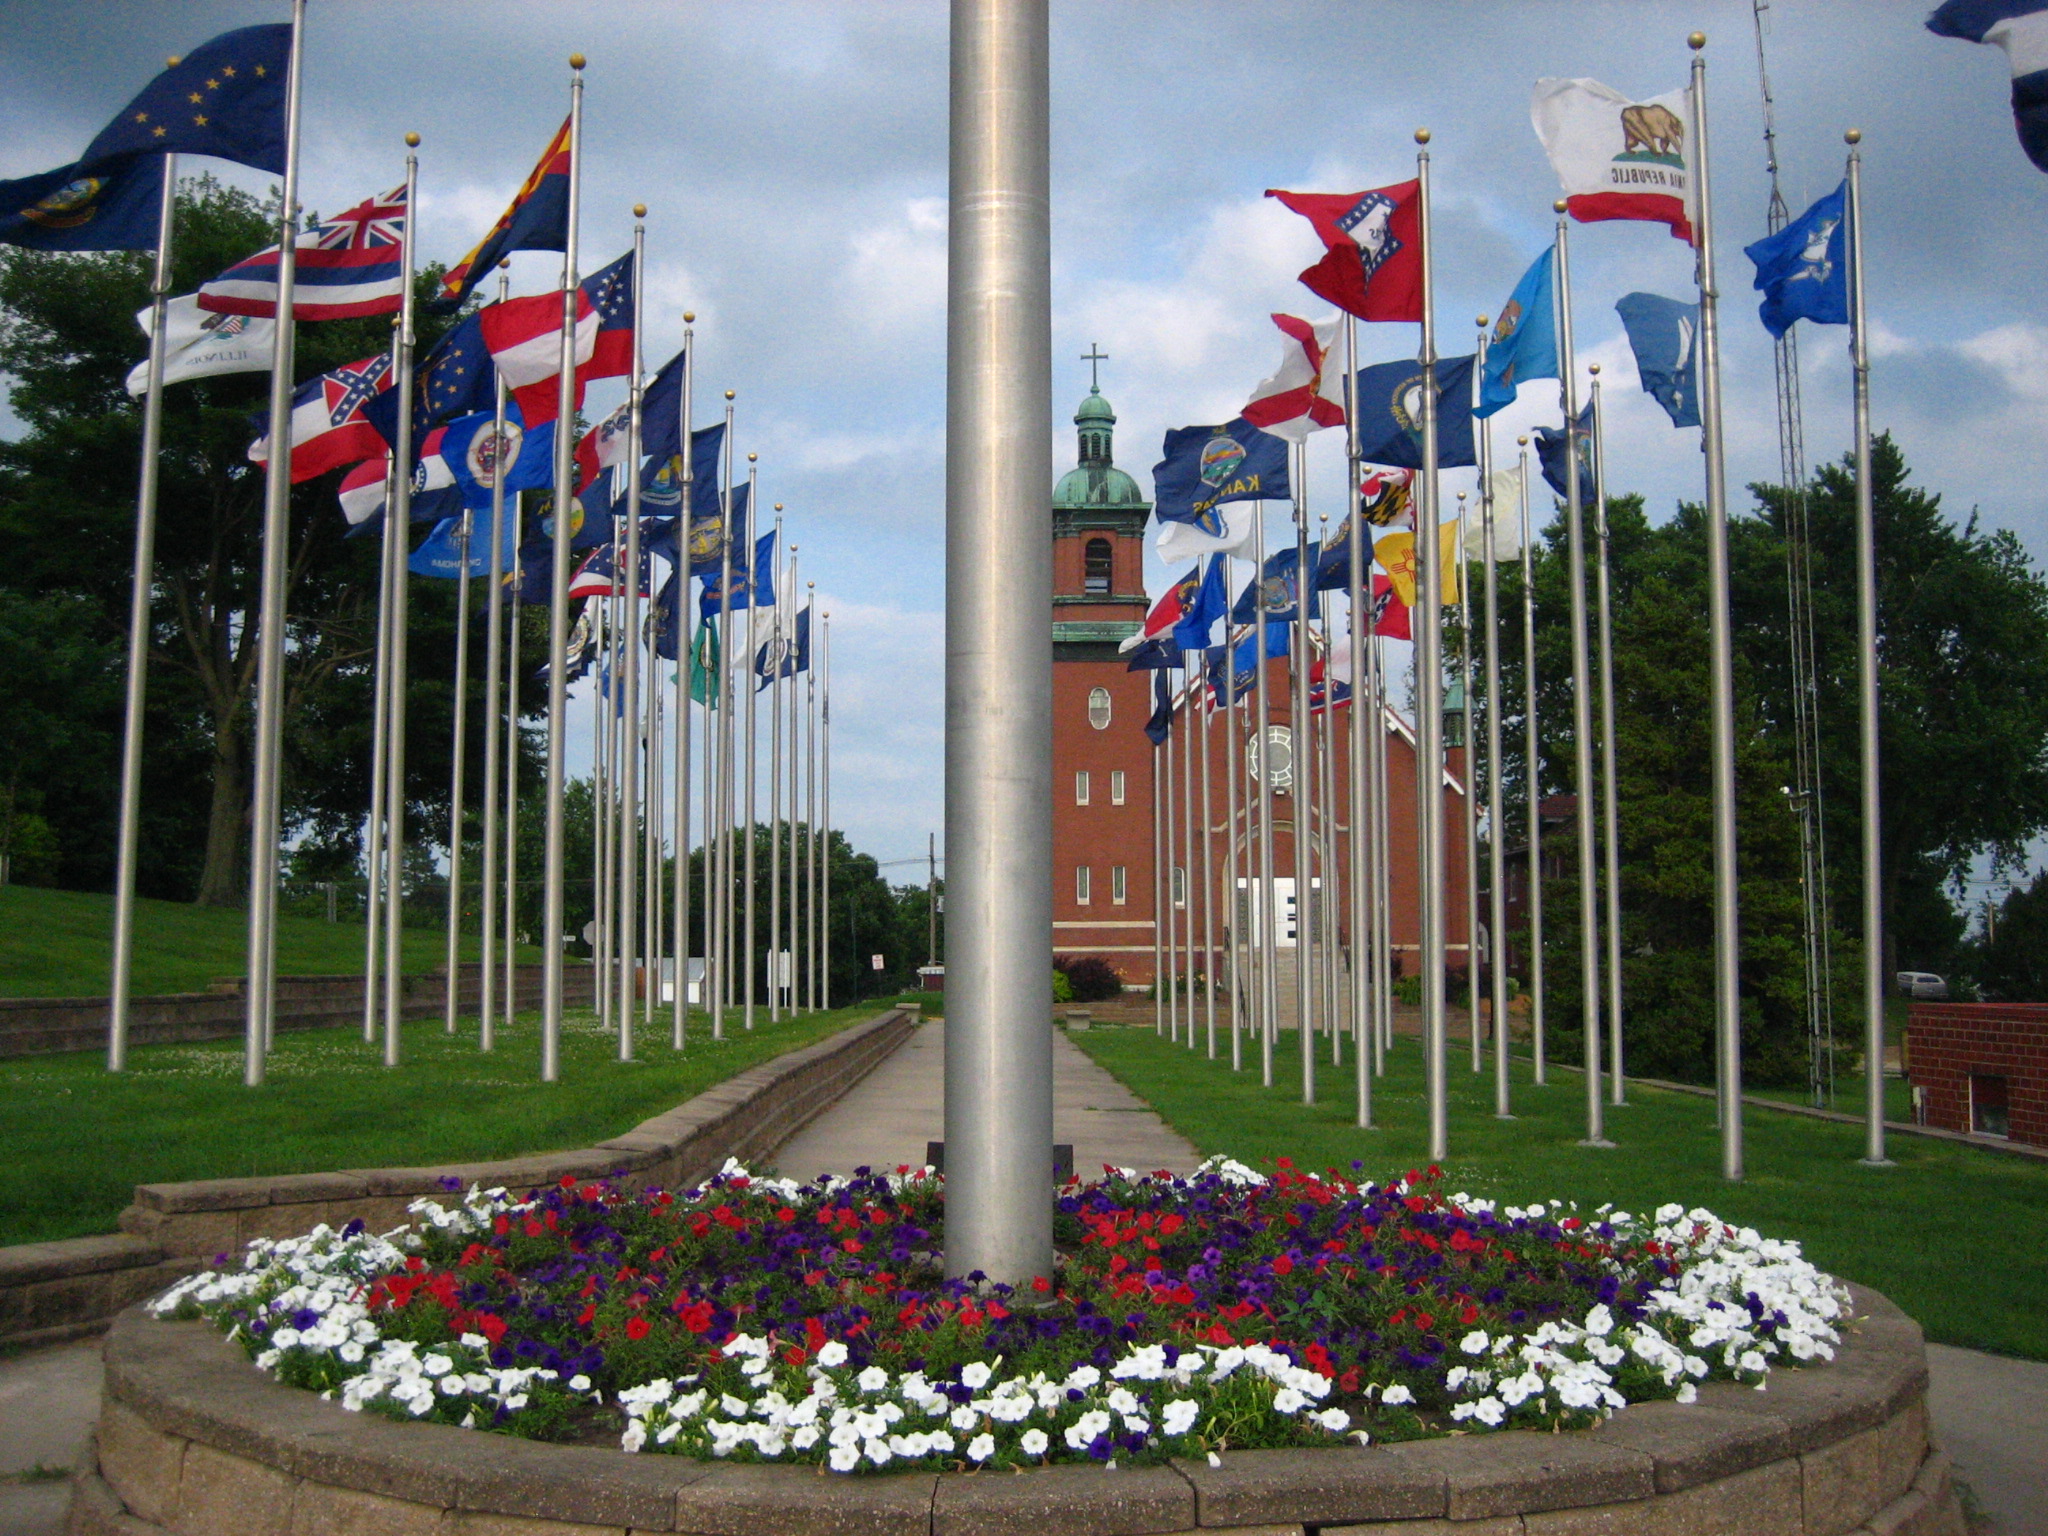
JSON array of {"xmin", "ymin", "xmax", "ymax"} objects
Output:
[
  {"xmin": 498, "ymin": 258, "xmax": 511, "ymax": 271},
  {"xmin": 1476, "ymin": 315, "xmax": 1489, "ymax": 329},
  {"xmin": 1589, "ymin": 362, "xmax": 1601, "ymax": 376},
  {"xmin": 404, "ymin": 132, "xmax": 420, "ymax": 148},
  {"xmin": 1845, "ymin": 128, "xmax": 1863, "ymax": 145},
  {"xmin": 683, "ymin": 311, "xmax": 695, "ymax": 323},
  {"xmin": 1553, "ymin": 199, "xmax": 1569, "ymax": 215},
  {"xmin": 1414, "ymin": 127, "xmax": 1431, "ymax": 145},
  {"xmin": 748, "ymin": 453, "xmax": 758, "ymax": 463},
  {"xmin": 569, "ymin": 53, "xmax": 586, "ymax": 70},
  {"xmin": 1688, "ymin": 31, "xmax": 1707, "ymax": 50},
  {"xmin": 1517, "ymin": 435, "xmax": 1529, "ymax": 446},
  {"xmin": 725, "ymin": 390, "xmax": 735, "ymax": 401},
  {"xmin": 633, "ymin": 203, "xmax": 647, "ymax": 218},
  {"xmin": 774, "ymin": 502, "xmax": 784, "ymax": 512}
]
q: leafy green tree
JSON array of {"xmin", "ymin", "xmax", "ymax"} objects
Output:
[{"xmin": 1973, "ymin": 871, "xmax": 2048, "ymax": 1000}]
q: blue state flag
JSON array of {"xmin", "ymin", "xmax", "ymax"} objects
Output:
[
  {"xmin": 699, "ymin": 527, "xmax": 774, "ymax": 619},
  {"xmin": 1535, "ymin": 406, "xmax": 1594, "ymax": 508},
  {"xmin": 1172, "ymin": 555, "xmax": 1229, "ymax": 652},
  {"xmin": 364, "ymin": 312, "xmax": 494, "ymax": 458},
  {"xmin": 408, "ymin": 508, "xmax": 518, "ymax": 580},
  {"xmin": 1143, "ymin": 670, "xmax": 1174, "ymax": 745},
  {"xmin": 1477, "ymin": 247, "xmax": 1558, "ymax": 418},
  {"xmin": 0, "ymin": 156, "xmax": 163, "ymax": 251},
  {"xmin": 1230, "ymin": 544, "xmax": 1320, "ymax": 625},
  {"xmin": 1124, "ymin": 633, "xmax": 1180, "ymax": 672},
  {"xmin": 77, "ymin": 25, "xmax": 293, "ymax": 176},
  {"xmin": 1352, "ymin": 353, "xmax": 1477, "ymax": 469},
  {"xmin": 756, "ymin": 605, "xmax": 811, "ymax": 688},
  {"xmin": 1151, "ymin": 418, "xmax": 1290, "ymax": 538},
  {"xmin": 439, "ymin": 404, "xmax": 556, "ymax": 507},
  {"xmin": 1204, "ymin": 622, "xmax": 1289, "ymax": 705},
  {"xmin": 635, "ymin": 349, "xmax": 691, "ymax": 464},
  {"xmin": 1313, "ymin": 510, "xmax": 1371, "ymax": 593},
  {"xmin": 1928, "ymin": 0, "xmax": 2048, "ymax": 171},
  {"xmin": 1743, "ymin": 183, "xmax": 1848, "ymax": 339},
  {"xmin": 1614, "ymin": 293, "xmax": 1702, "ymax": 429}
]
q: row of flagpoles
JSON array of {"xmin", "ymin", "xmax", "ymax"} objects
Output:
[
  {"xmin": 24, "ymin": 16, "xmax": 845, "ymax": 1082},
  {"xmin": 1121, "ymin": 36, "xmax": 1887, "ymax": 1180}
]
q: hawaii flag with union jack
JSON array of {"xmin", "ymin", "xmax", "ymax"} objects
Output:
[{"xmin": 198, "ymin": 185, "xmax": 409, "ymax": 320}]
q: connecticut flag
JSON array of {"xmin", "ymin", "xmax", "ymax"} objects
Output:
[{"xmin": 198, "ymin": 184, "xmax": 408, "ymax": 320}]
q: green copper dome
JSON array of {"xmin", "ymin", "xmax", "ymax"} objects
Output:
[{"xmin": 1053, "ymin": 387, "xmax": 1147, "ymax": 510}]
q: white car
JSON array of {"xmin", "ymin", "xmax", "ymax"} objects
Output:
[{"xmin": 1896, "ymin": 971, "xmax": 1949, "ymax": 1000}]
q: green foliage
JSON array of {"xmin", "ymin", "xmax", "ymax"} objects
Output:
[
  {"xmin": 1056, "ymin": 955, "xmax": 1125, "ymax": 1002},
  {"xmin": 1972, "ymin": 870, "xmax": 2048, "ymax": 1001},
  {"xmin": 1052, "ymin": 968, "xmax": 1073, "ymax": 1004}
]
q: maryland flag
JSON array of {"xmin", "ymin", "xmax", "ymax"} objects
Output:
[{"xmin": 432, "ymin": 120, "xmax": 571, "ymax": 310}]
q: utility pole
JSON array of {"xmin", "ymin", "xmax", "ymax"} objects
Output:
[{"xmin": 927, "ymin": 831, "xmax": 938, "ymax": 967}]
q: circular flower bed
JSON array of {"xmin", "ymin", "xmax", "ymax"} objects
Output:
[{"xmin": 150, "ymin": 1156, "xmax": 1849, "ymax": 1474}]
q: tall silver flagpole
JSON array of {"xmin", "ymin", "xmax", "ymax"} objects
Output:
[
  {"xmin": 1590, "ymin": 364, "xmax": 1624, "ymax": 1104},
  {"xmin": 364, "ymin": 458, "xmax": 397, "ymax": 1044},
  {"xmin": 1690, "ymin": 32, "xmax": 1743, "ymax": 1180},
  {"xmin": 943, "ymin": 0, "xmax": 1054, "ymax": 1285},
  {"xmin": 378, "ymin": 134, "xmax": 423, "ymax": 1071},
  {"xmin": 1182, "ymin": 653, "xmax": 1197, "ymax": 1049},
  {"xmin": 594, "ymin": 601, "xmax": 613, "ymax": 1035},
  {"xmin": 1314, "ymin": 538, "xmax": 1339, "ymax": 1069},
  {"xmin": 1414, "ymin": 129, "xmax": 1449, "ymax": 1163},
  {"xmin": 1152, "ymin": 735, "xmax": 1165, "ymax": 1034},
  {"xmin": 770, "ymin": 537, "xmax": 790, "ymax": 1019},
  {"xmin": 806, "ymin": 579, "xmax": 819, "ymax": 1013},
  {"xmin": 1292, "ymin": 447, "xmax": 1314, "ymax": 1104},
  {"xmin": 811, "ymin": 614, "xmax": 819, "ymax": 1011},
  {"xmin": 1199, "ymin": 620, "xmax": 1217, "ymax": 1058},
  {"xmin": 540, "ymin": 55, "xmax": 587, "ymax": 1081},
  {"xmin": 821, "ymin": 611, "xmax": 832, "ymax": 1010},
  {"xmin": 705, "ymin": 394, "xmax": 733, "ymax": 1033},
  {"xmin": 443, "ymin": 502, "xmax": 473, "ymax": 1033},
  {"xmin": 1343, "ymin": 321, "xmax": 1371, "ymax": 1121},
  {"xmin": 1254, "ymin": 509, "xmax": 1277, "ymax": 1087},
  {"xmin": 788, "ymin": 591, "xmax": 804, "ymax": 1014},
  {"xmin": 243, "ymin": 0, "xmax": 308, "ymax": 1084},
  {"xmin": 671, "ymin": 316, "xmax": 695, "ymax": 1050},
  {"xmin": 479, "ymin": 267, "xmax": 511, "ymax": 1050},
  {"xmin": 1367, "ymin": 617, "xmax": 1389, "ymax": 1069},
  {"xmin": 108, "ymin": 144, "xmax": 179, "ymax": 1071},
  {"xmin": 1518, "ymin": 436, "xmax": 1546, "ymax": 1084},
  {"xmin": 1164, "ymin": 667, "xmax": 1179, "ymax": 1043},
  {"xmin": 742, "ymin": 461, "xmax": 761, "ymax": 1030},
  {"xmin": 617, "ymin": 210, "xmax": 647, "ymax": 1061},
  {"xmin": 1458, "ymin": 489, "xmax": 1481, "ymax": 1072},
  {"xmin": 1553, "ymin": 202, "xmax": 1607, "ymax": 1144},
  {"xmin": 1484, "ymin": 436, "xmax": 1512, "ymax": 1118},
  {"xmin": 503, "ymin": 536, "xmax": 523, "ymax": 1026},
  {"xmin": 1221, "ymin": 565, "xmax": 1243, "ymax": 1072},
  {"xmin": 1847, "ymin": 129, "xmax": 1889, "ymax": 1168}
]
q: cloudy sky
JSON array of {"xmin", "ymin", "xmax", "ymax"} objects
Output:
[{"xmin": 3, "ymin": 1, "xmax": 2042, "ymax": 886}]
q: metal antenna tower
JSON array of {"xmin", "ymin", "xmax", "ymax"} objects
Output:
[{"xmin": 1755, "ymin": 1, "xmax": 1836, "ymax": 1106}]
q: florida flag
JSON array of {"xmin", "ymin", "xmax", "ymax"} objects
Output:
[
  {"xmin": 479, "ymin": 251, "xmax": 635, "ymax": 427},
  {"xmin": 1532, "ymin": 78, "xmax": 1696, "ymax": 244},
  {"xmin": 249, "ymin": 353, "xmax": 392, "ymax": 483},
  {"xmin": 1266, "ymin": 181, "xmax": 1423, "ymax": 322},
  {"xmin": 198, "ymin": 184, "xmax": 408, "ymax": 320},
  {"xmin": 1241, "ymin": 313, "xmax": 1345, "ymax": 442}
]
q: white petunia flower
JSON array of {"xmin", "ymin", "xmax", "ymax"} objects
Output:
[
  {"xmin": 1020, "ymin": 1428, "xmax": 1049, "ymax": 1456},
  {"xmin": 967, "ymin": 1433, "xmax": 996, "ymax": 1462}
]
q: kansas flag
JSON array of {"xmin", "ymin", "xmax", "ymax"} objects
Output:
[
  {"xmin": 0, "ymin": 156, "xmax": 162, "ymax": 251},
  {"xmin": 1152, "ymin": 418, "xmax": 1290, "ymax": 538}
]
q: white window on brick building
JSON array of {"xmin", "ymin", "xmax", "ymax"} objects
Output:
[
  {"xmin": 1075, "ymin": 770, "xmax": 1090, "ymax": 805},
  {"xmin": 1110, "ymin": 769, "xmax": 1125, "ymax": 805},
  {"xmin": 1087, "ymin": 687, "xmax": 1112, "ymax": 730},
  {"xmin": 1076, "ymin": 865, "xmax": 1092, "ymax": 905},
  {"xmin": 1112, "ymin": 865, "xmax": 1127, "ymax": 904}
]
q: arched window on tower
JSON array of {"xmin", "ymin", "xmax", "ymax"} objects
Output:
[{"xmin": 1084, "ymin": 537, "xmax": 1113, "ymax": 595}]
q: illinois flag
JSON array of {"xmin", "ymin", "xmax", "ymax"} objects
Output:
[
  {"xmin": 1531, "ymin": 78, "xmax": 1696, "ymax": 244},
  {"xmin": 1266, "ymin": 181, "xmax": 1423, "ymax": 322}
]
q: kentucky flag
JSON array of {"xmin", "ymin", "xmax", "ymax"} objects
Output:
[
  {"xmin": 1614, "ymin": 293, "xmax": 1702, "ymax": 429},
  {"xmin": 1929, "ymin": 0, "xmax": 2048, "ymax": 171},
  {"xmin": 77, "ymin": 25, "xmax": 292, "ymax": 176},
  {"xmin": 1352, "ymin": 353, "xmax": 1477, "ymax": 469},
  {"xmin": 1477, "ymin": 248, "xmax": 1558, "ymax": 419},
  {"xmin": 433, "ymin": 119, "xmax": 572, "ymax": 311},
  {"xmin": 1151, "ymin": 418, "xmax": 1290, "ymax": 538},
  {"xmin": 0, "ymin": 156, "xmax": 163, "ymax": 251},
  {"xmin": 1743, "ymin": 183, "xmax": 1848, "ymax": 339}
]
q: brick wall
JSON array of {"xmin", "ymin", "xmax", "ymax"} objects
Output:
[{"xmin": 1905, "ymin": 1001, "xmax": 2048, "ymax": 1148}]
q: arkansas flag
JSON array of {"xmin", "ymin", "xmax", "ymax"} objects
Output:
[
  {"xmin": 479, "ymin": 251, "xmax": 635, "ymax": 427},
  {"xmin": 1242, "ymin": 313, "xmax": 1345, "ymax": 442},
  {"xmin": 1532, "ymin": 78, "xmax": 1696, "ymax": 244},
  {"xmin": 1266, "ymin": 181, "xmax": 1423, "ymax": 322},
  {"xmin": 248, "ymin": 353, "xmax": 392, "ymax": 483},
  {"xmin": 198, "ymin": 184, "xmax": 407, "ymax": 319}
]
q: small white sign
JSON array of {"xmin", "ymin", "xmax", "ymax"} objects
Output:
[{"xmin": 871, "ymin": 954, "xmax": 886, "ymax": 971}]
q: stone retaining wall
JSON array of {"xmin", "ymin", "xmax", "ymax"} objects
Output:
[
  {"xmin": 69, "ymin": 1280, "xmax": 1961, "ymax": 1536},
  {"xmin": 1, "ymin": 1008, "xmax": 913, "ymax": 1352},
  {"xmin": 0, "ymin": 963, "xmax": 594, "ymax": 1059}
]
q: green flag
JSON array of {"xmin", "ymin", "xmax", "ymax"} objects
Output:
[{"xmin": 689, "ymin": 620, "xmax": 720, "ymax": 708}]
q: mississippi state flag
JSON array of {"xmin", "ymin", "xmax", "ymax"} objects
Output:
[
  {"xmin": 199, "ymin": 184, "xmax": 408, "ymax": 320},
  {"xmin": 1241, "ymin": 313, "xmax": 1345, "ymax": 442},
  {"xmin": 1532, "ymin": 78, "xmax": 1696, "ymax": 244},
  {"xmin": 479, "ymin": 251, "xmax": 635, "ymax": 427},
  {"xmin": 1266, "ymin": 180, "xmax": 1423, "ymax": 322},
  {"xmin": 248, "ymin": 353, "xmax": 393, "ymax": 483}
]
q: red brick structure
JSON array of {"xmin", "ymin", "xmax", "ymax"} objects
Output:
[
  {"xmin": 1905, "ymin": 1001, "xmax": 2048, "ymax": 1147},
  {"xmin": 1049, "ymin": 381, "xmax": 1468, "ymax": 986}
]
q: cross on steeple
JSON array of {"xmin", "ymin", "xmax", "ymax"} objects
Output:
[{"xmin": 1081, "ymin": 342, "xmax": 1108, "ymax": 394}]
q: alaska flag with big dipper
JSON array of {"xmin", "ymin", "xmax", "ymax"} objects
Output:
[
  {"xmin": 1151, "ymin": 418, "xmax": 1290, "ymax": 538},
  {"xmin": 1614, "ymin": 293, "xmax": 1701, "ymax": 428},
  {"xmin": 0, "ymin": 156, "xmax": 164, "ymax": 251},
  {"xmin": 1929, "ymin": 0, "xmax": 2048, "ymax": 171},
  {"xmin": 1743, "ymin": 183, "xmax": 1848, "ymax": 339},
  {"xmin": 1352, "ymin": 353, "xmax": 1476, "ymax": 469},
  {"xmin": 77, "ymin": 25, "xmax": 292, "ymax": 175}
]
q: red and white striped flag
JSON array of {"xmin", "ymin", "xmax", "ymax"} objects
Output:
[
  {"xmin": 199, "ymin": 185, "xmax": 409, "ymax": 320},
  {"xmin": 1241, "ymin": 313, "xmax": 1345, "ymax": 442}
]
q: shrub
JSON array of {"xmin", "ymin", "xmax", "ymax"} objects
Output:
[
  {"xmin": 1052, "ymin": 969, "xmax": 1073, "ymax": 1004},
  {"xmin": 1057, "ymin": 956, "xmax": 1124, "ymax": 1002}
]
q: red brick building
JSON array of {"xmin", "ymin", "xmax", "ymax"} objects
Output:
[
  {"xmin": 1905, "ymin": 1001, "xmax": 2048, "ymax": 1148},
  {"xmin": 1049, "ymin": 382, "xmax": 1470, "ymax": 986}
]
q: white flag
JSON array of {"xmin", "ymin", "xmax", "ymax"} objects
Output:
[
  {"xmin": 1156, "ymin": 501, "xmax": 1257, "ymax": 564},
  {"xmin": 123, "ymin": 295, "xmax": 274, "ymax": 397},
  {"xmin": 1461, "ymin": 467, "xmax": 1526, "ymax": 561},
  {"xmin": 1530, "ymin": 77, "xmax": 1696, "ymax": 245}
]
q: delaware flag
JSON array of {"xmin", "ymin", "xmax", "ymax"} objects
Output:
[
  {"xmin": 1929, "ymin": 0, "xmax": 2048, "ymax": 171},
  {"xmin": 433, "ymin": 119, "xmax": 571, "ymax": 310},
  {"xmin": 1477, "ymin": 247, "xmax": 1557, "ymax": 418}
]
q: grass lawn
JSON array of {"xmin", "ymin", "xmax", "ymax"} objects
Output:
[
  {"xmin": 0, "ymin": 885, "xmax": 543, "ymax": 999},
  {"xmin": 0, "ymin": 1002, "xmax": 887, "ymax": 1247},
  {"xmin": 1069, "ymin": 1024, "xmax": 2048, "ymax": 1362}
]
